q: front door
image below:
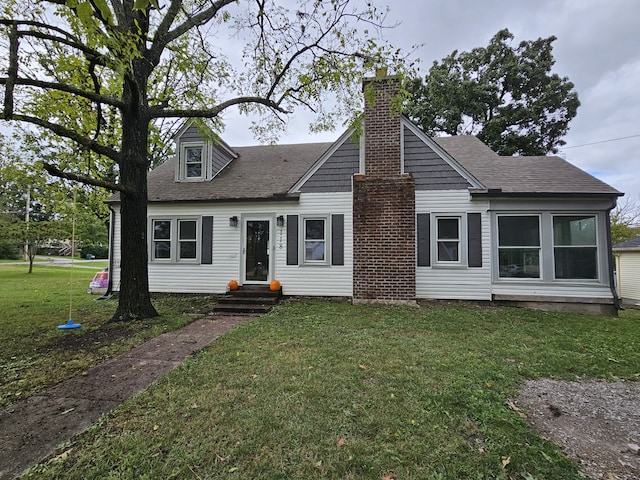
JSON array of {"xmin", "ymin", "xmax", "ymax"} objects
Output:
[{"xmin": 244, "ymin": 219, "xmax": 271, "ymax": 283}]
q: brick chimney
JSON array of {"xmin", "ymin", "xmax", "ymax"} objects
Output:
[{"xmin": 352, "ymin": 72, "xmax": 416, "ymax": 304}]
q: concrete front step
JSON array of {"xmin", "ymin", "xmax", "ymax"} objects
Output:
[
  {"xmin": 218, "ymin": 296, "xmax": 279, "ymax": 305},
  {"xmin": 213, "ymin": 303, "xmax": 275, "ymax": 315},
  {"xmin": 212, "ymin": 285, "xmax": 282, "ymax": 315}
]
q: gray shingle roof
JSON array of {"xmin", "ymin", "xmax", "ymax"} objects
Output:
[
  {"xmin": 613, "ymin": 235, "xmax": 640, "ymax": 249},
  {"xmin": 145, "ymin": 142, "xmax": 333, "ymax": 202},
  {"xmin": 433, "ymin": 135, "xmax": 621, "ymax": 196},
  {"xmin": 109, "ymin": 129, "xmax": 620, "ymax": 204}
]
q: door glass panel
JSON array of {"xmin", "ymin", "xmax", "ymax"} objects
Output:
[{"xmin": 245, "ymin": 220, "xmax": 269, "ymax": 281}]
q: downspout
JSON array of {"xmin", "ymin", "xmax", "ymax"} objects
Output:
[
  {"xmin": 98, "ymin": 205, "xmax": 116, "ymax": 299},
  {"xmin": 605, "ymin": 206, "xmax": 622, "ymax": 311}
]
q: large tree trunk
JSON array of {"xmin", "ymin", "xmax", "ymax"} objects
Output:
[{"xmin": 111, "ymin": 62, "xmax": 158, "ymax": 322}]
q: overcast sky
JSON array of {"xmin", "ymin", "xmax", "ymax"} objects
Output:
[{"xmin": 222, "ymin": 0, "xmax": 640, "ymax": 201}]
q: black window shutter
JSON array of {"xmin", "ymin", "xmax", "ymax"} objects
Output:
[
  {"xmin": 417, "ymin": 213, "xmax": 430, "ymax": 266},
  {"xmin": 201, "ymin": 216, "xmax": 213, "ymax": 264},
  {"xmin": 331, "ymin": 214, "xmax": 344, "ymax": 266},
  {"xmin": 286, "ymin": 215, "xmax": 298, "ymax": 265},
  {"xmin": 467, "ymin": 213, "xmax": 482, "ymax": 268}
]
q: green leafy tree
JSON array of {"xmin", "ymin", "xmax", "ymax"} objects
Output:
[
  {"xmin": 0, "ymin": 0, "xmax": 406, "ymax": 321},
  {"xmin": 5, "ymin": 218, "xmax": 70, "ymax": 272},
  {"xmin": 405, "ymin": 28, "xmax": 580, "ymax": 155},
  {"xmin": 611, "ymin": 197, "xmax": 640, "ymax": 246}
]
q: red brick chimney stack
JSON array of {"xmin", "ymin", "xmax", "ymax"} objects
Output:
[{"xmin": 352, "ymin": 71, "xmax": 416, "ymax": 304}]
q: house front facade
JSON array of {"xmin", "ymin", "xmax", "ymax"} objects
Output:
[{"xmin": 107, "ymin": 74, "xmax": 622, "ymax": 314}]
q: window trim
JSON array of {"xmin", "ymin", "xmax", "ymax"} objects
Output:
[
  {"xmin": 149, "ymin": 217, "xmax": 201, "ymax": 263},
  {"xmin": 151, "ymin": 218, "xmax": 173, "ymax": 262},
  {"xmin": 432, "ymin": 214, "xmax": 465, "ymax": 267},
  {"xmin": 177, "ymin": 218, "xmax": 199, "ymax": 262},
  {"xmin": 302, "ymin": 216, "xmax": 329, "ymax": 265},
  {"xmin": 496, "ymin": 214, "xmax": 542, "ymax": 280},
  {"xmin": 552, "ymin": 214, "xmax": 599, "ymax": 281},
  {"xmin": 179, "ymin": 142, "xmax": 207, "ymax": 181}
]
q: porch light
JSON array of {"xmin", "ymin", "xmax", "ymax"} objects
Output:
[
  {"xmin": 276, "ymin": 215, "xmax": 285, "ymax": 227},
  {"xmin": 229, "ymin": 216, "xmax": 238, "ymax": 227}
]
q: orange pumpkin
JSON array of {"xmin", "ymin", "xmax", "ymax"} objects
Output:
[
  {"xmin": 228, "ymin": 279, "xmax": 239, "ymax": 291},
  {"xmin": 269, "ymin": 279, "xmax": 281, "ymax": 291}
]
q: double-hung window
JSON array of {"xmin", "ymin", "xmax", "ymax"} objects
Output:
[
  {"xmin": 497, "ymin": 215, "xmax": 541, "ymax": 278},
  {"xmin": 152, "ymin": 220, "xmax": 172, "ymax": 260},
  {"xmin": 151, "ymin": 218, "xmax": 200, "ymax": 262},
  {"xmin": 179, "ymin": 143, "xmax": 205, "ymax": 180},
  {"xmin": 436, "ymin": 217, "xmax": 460, "ymax": 263},
  {"xmin": 304, "ymin": 218, "xmax": 327, "ymax": 263},
  {"xmin": 553, "ymin": 215, "xmax": 597, "ymax": 279},
  {"xmin": 178, "ymin": 219, "xmax": 198, "ymax": 260}
]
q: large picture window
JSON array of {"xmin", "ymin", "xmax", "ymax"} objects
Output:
[
  {"xmin": 436, "ymin": 217, "xmax": 460, "ymax": 262},
  {"xmin": 553, "ymin": 215, "xmax": 597, "ymax": 279},
  {"xmin": 498, "ymin": 216, "xmax": 540, "ymax": 278},
  {"xmin": 304, "ymin": 218, "xmax": 326, "ymax": 263}
]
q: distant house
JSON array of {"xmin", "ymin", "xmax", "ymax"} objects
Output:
[
  {"xmin": 107, "ymin": 74, "xmax": 622, "ymax": 314},
  {"xmin": 613, "ymin": 235, "xmax": 640, "ymax": 305}
]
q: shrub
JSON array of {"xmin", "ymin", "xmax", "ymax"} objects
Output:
[{"xmin": 0, "ymin": 240, "xmax": 21, "ymax": 260}]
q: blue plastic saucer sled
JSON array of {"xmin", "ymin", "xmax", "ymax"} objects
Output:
[{"xmin": 58, "ymin": 319, "xmax": 82, "ymax": 330}]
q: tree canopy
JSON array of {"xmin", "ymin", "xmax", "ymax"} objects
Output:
[
  {"xmin": 405, "ymin": 28, "xmax": 580, "ymax": 156},
  {"xmin": 0, "ymin": 0, "xmax": 407, "ymax": 321}
]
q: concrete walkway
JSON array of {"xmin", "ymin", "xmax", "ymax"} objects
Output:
[{"xmin": 0, "ymin": 315, "xmax": 254, "ymax": 480}]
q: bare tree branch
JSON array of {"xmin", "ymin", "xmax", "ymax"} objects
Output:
[
  {"xmin": 43, "ymin": 162, "xmax": 125, "ymax": 192},
  {"xmin": 0, "ymin": 76, "xmax": 125, "ymax": 109},
  {"xmin": 3, "ymin": 113, "xmax": 121, "ymax": 161},
  {"xmin": 149, "ymin": 95, "xmax": 290, "ymax": 119},
  {"xmin": 0, "ymin": 19, "xmax": 104, "ymax": 62},
  {"xmin": 150, "ymin": 0, "xmax": 236, "ymax": 61}
]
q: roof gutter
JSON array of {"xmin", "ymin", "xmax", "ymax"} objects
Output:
[{"xmin": 469, "ymin": 189, "xmax": 623, "ymax": 199}]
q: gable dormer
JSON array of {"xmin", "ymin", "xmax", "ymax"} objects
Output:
[{"xmin": 174, "ymin": 122, "xmax": 237, "ymax": 182}]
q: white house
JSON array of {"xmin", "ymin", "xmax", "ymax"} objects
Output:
[
  {"xmin": 613, "ymin": 235, "xmax": 640, "ymax": 305},
  {"xmin": 107, "ymin": 74, "xmax": 622, "ymax": 315}
]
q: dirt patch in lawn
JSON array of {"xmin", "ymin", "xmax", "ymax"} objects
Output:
[
  {"xmin": 515, "ymin": 378, "xmax": 640, "ymax": 480},
  {"xmin": 35, "ymin": 323, "xmax": 136, "ymax": 354}
]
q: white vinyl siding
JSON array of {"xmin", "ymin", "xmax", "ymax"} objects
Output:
[
  {"xmin": 111, "ymin": 194, "xmax": 353, "ymax": 296},
  {"xmin": 416, "ymin": 191, "xmax": 492, "ymax": 300},
  {"xmin": 615, "ymin": 251, "xmax": 640, "ymax": 304}
]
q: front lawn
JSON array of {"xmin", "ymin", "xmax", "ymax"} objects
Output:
[
  {"xmin": 0, "ymin": 264, "xmax": 214, "ymax": 408},
  {"xmin": 21, "ymin": 299, "xmax": 640, "ymax": 479}
]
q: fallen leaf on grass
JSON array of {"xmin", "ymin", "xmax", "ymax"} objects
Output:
[
  {"xmin": 336, "ymin": 437, "xmax": 346, "ymax": 447},
  {"xmin": 501, "ymin": 456, "xmax": 511, "ymax": 468},
  {"xmin": 505, "ymin": 399, "xmax": 527, "ymax": 418},
  {"xmin": 358, "ymin": 364, "xmax": 367, "ymax": 370},
  {"xmin": 382, "ymin": 475, "xmax": 395, "ymax": 480},
  {"xmin": 53, "ymin": 448, "xmax": 73, "ymax": 462}
]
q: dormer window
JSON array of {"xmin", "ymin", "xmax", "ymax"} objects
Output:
[
  {"xmin": 185, "ymin": 146, "xmax": 203, "ymax": 178},
  {"xmin": 178, "ymin": 143, "xmax": 206, "ymax": 181},
  {"xmin": 173, "ymin": 122, "xmax": 237, "ymax": 182}
]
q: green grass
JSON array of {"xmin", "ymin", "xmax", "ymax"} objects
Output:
[
  {"xmin": 0, "ymin": 264, "xmax": 214, "ymax": 408},
  {"xmin": 20, "ymin": 299, "xmax": 640, "ymax": 480}
]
